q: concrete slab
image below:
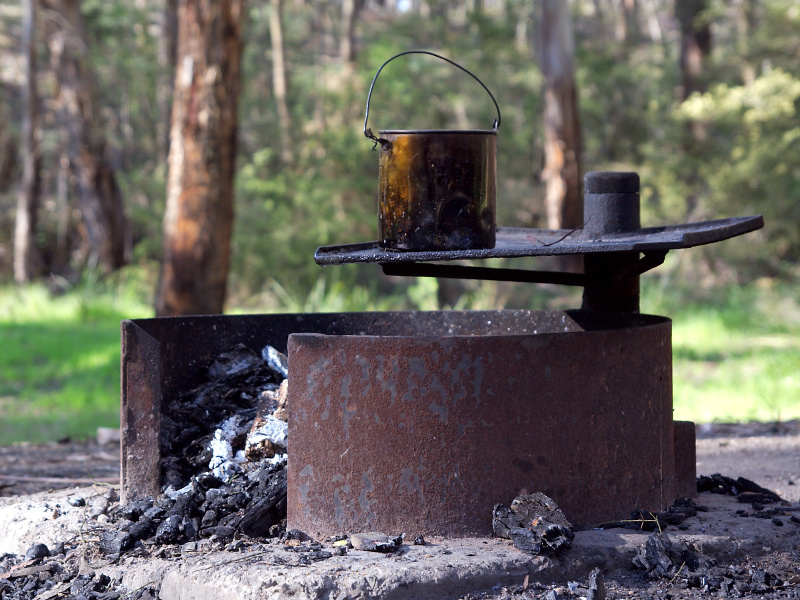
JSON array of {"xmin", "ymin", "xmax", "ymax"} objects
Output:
[
  {"xmin": 0, "ymin": 486, "xmax": 98, "ymax": 555},
  {"xmin": 2, "ymin": 489, "xmax": 798, "ymax": 599}
]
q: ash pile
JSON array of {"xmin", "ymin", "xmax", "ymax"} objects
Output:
[{"xmin": 111, "ymin": 343, "xmax": 293, "ymax": 557}]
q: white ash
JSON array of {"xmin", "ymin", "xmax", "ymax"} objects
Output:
[
  {"xmin": 208, "ymin": 415, "xmax": 249, "ymax": 482},
  {"xmin": 245, "ymin": 415, "xmax": 288, "ymax": 455},
  {"xmin": 268, "ymin": 452, "xmax": 288, "ymax": 466}
]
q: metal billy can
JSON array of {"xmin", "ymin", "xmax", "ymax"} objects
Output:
[{"xmin": 364, "ymin": 51, "xmax": 501, "ymax": 251}]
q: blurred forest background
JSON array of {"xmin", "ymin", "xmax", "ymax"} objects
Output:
[{"xmin": 0, "ymin": 0, "xmax": 799, "ymax": 443}]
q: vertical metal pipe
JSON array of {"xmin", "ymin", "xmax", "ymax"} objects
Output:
[{"xmin": 582, "ymin": 171, "xmax": 641, "ymax": 312}]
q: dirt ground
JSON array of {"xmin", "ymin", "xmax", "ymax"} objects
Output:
[
  {"xmin": 1, "ymin": 421, "xmax": 799, "ymax": 599},
  {"xmin": 0, "ymin": 438, "xmax": 120, "ymax": 497},
  {"xmin": 694, "ymin": 420, "xmax": 800, "ymax": 504}
]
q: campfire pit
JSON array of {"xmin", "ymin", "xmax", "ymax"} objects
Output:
[{"xmin": 121, "ymin": 171, "xmax": 762, "ymax": 538}]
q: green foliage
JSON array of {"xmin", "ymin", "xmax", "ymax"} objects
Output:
[{"xmin": 676, "ymin": 69, "xmax": 800, "ymax": 264}]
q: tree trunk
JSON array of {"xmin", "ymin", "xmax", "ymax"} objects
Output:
[
  {"xmin": 736, "ymin": 0, "xmax": 757, "ymax": 85},
  {"xmin": 540, "ymin": 0, "xmax": 583, "ymax": 233},
  {"xmin": 155, "ymin": 0, "xmax": 244, "ymax": 317},
  {"xmin": 43, "ymin": 0, "xmax": 128, "ymax": 273},
  {"xmin": 269, "ymin": 0, "xmax": 292, "ymax": 166},
  {"xmin": 675, "ymin": 0, "xmax": 711, "ymax": 218},
  {"xmin": 642, "ymin": 0, "xmax": 663, "ymax": 44},
  {"xmin": 156, "ymin": 0, "xmax": 179, "ymax": 164},
  {"xmin": 0, "ymin": 127, "xmax": 17, "ymax": 193},
  {"xmin": 675, "ymin": 0, "xmax": 711, "ymax": 99},
  {"xmin": 13, "ymin": 0, "xmax": 42, "ymax": 283},
  {"xmin": 339, "ymin": 0, "xmax": 364, "ymax": 64}
]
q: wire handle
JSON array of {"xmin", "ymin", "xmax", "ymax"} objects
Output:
[{"xmin": 364, "ymin": 50, "xmax": 502, "ymax": 149}]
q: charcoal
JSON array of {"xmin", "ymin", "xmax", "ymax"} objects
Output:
[
  {"xmin": 24, "ymin": 543, "xmax": 50, "ymax": 560},
  {"xmin": 261, "ymin": 345, "xmax": 289, "ymax": 379},
  {"xmin": 750, "ymin": 568, "xmax": 778, "ymax": 589},
  {"xmin": 632, "ymin": 534, "xmax": 679, "ymax": 578},
  {"xmin": 128, "ymin": 588, "xmax": 158, "ymax": 600},
  {"xmin": 738, "ymin": 491, "xmax": 781, "ymax": 505},
  {"xmin": 510, "ymin": 492, "xmax": 572, "ymax": 530},
  {"xmin": 182, "ymin": 516, "xmax": 200, "ymax": 541},
  {"xmin": 493, "ymin": 493, "xmax": 573, "ymax": 555},
  {"xmin": 100, "ymin": 530, "xmax": 133, "ymax": 556},
  {"xmin": 154, "ymin": 515, "xmax": 183, "ymax": 544},
  {"xmin": 734, "ymin": 477, "xmax": 784, "ymax": 501},
  {"xmin": 116, "ymin": 519, "xmax": 133, "ymax": 532},
  {"xmin": 509, "ymin": 527, "xmax": 541, "ymax": 554},
  {"xmin": 633, "ymin": 533, "xmax": 713, "ymax": 579},
  {"xmin": 286, "ymin": 529, "xmax": 311, "ymax": 541},
  {"xmin": 238, "ymin": 495, "xmax": 287, "ymax": 538},
  {"xmin": 657, "ymin": 497, "xmax": 699, "ymax": 527},
  {"xmin": 51, "ymin": 342, "xmax": 293, "ymax": 570},
  {"xmin": 492, "ymin": 503, "xmax": 520, "ymax": 538},
  {"xmin": 587, "ymin": 568, "xmax": 605, "ymax": 600},
  {"xmin": 208, "ymin": 344, "xmax": 265, "ymax": 381},
  {"xmin": 128, "ymin": 517, "xmax": 154, "ymax": 541},
  {"xmin": 196, "ymin": 472, "xmax": 223, "ymax": 491},
  {"xmin": 143, "ymin": 505, "xmax": 165, "ymax": 521},
  {"xmin": 70, "ymin": 574, "xmax": 94, "ymax": 597},
  {"xmin": 207, "ymin": 525, "xmax": 236, "ymax": 541},
  {"xmin": 203, "ymin": 488, "xmax": 226, "ymax": 511},
  {"xmin": 227, "ymin": 491, "xmax": 249, "ymax": 509},
  {"xmin": 237, "ymin": 469, "xmax": 287, "ymax": 538},
  {"xmin": 166, "ymin": 491, "xmax": 199, "ymax": 518},
  {"xmin": 535, "ymin": 521, "xmax": 574, "ymax": 553},
  {"xmin": 160, "ymin": 343, "xmax": 276, "ymax": 488},
  {"xmin": 201, "ymin": 510, "xmax": 218, "ymax": 528},
  {"xmin": 697, "ymin": 473, "xmax": 783, "ymax": 502},
  {"xmin": 120, "ymin": 498, "xmax": 154, "ymax": 522}
]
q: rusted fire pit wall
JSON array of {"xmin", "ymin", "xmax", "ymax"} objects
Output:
[
  {"xmin": 122, "ymin": 311, "xmax": 483, "ymax": 503},
  {"xmin": 288, "ymin": 309, "xmax": 676, "ymax": 537}
]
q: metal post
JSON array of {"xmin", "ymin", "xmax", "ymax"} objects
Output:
[{"xmin": 582, "ymin": 171, "xmax": 641, "ymax": 312}]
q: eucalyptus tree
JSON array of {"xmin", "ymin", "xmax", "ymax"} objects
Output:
[{"xmin": 156, "ymin": 0, "xmax": 244, "ymax": 316}]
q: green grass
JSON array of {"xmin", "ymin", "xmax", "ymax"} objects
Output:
[
  {"xmin": 0, "ymin": 272, "xmax": 153, "ymax": 445},
  {"xmin": 642, "ymin": 278, "xmax": 800, "ymax": 424},
  {"xmin": 1, "ymin": 270, "xmax": 798, "ymax": 446}
]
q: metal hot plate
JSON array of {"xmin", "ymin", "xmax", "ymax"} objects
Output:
[{"xmin": 315, "ymin": 215, "xmax": 763, "ymax": 265}]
